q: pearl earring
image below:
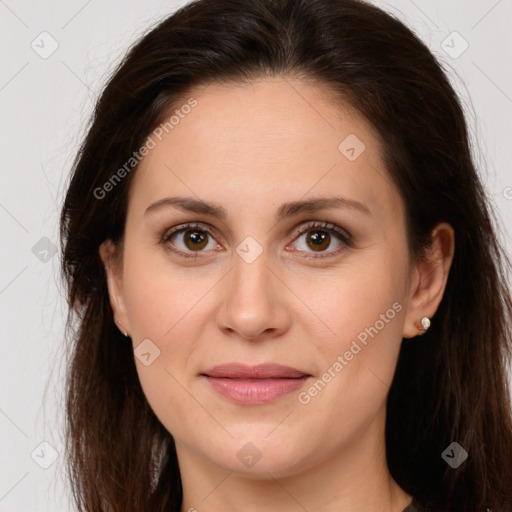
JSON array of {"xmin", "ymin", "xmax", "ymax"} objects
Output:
[{"xmin": 419, "ymin": 316, "xmax": 430, "ymax": 332}]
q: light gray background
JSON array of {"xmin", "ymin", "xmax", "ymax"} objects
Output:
[{"xmin": 1, "ymin": 0, "xmax": 511, "ymax": 510}]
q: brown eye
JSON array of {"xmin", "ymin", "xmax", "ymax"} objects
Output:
[
  {"xmin": 290, "ymin": 221, "xmax": 352, "ymax": 258},
  {"xmin": 161, "ymin": 223, "xmax": 220, "ymax": 259},
  {"xmin": 305, "ymin": 230, "xmax": 331, "ymax": 252},
  {"xmin": 180, "ymin": 229, "xmax": 209, "ymax": 251}
]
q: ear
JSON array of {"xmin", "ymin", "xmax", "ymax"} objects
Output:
[
  {"xmin": 402, "ymin": 222, "xmax": 455, "ymax": 338},
  {"xmin": 99, "ymin": 239, "xmax": 131, "ymax": 336}
]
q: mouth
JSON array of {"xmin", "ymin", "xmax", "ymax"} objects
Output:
[{"xmin": 200, "ymin": 363, "xmax": 312, "ymax": 405}]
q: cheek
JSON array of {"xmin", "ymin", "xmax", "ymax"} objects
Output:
[
  {"xmin": 121, "ymin": 250, "xmax": 220, "ymax": 432},
  {"xmin": 294, "ymin": 271, "xmax": 405, "ymax": 438},
  {"xmin": 122, "ymin": 246, "xmax": 210, "ymax": 343},
  {"xmin": 122, "ymin": 262, "xmax": 204, "ymax": 438},
  {"xmin": 304, "ymin": 254, "xmax": 405, "ymax": 353},
  {"xmin": 298, "ymin": 252, "xmax": 407, "ymax": 407}
]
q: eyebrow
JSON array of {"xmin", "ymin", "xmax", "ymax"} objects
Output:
[{"xmin": 144, "ymin": 195, "xmax": 372, "ymax": 220}]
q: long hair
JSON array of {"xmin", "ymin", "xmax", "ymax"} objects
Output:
[{"xmin": 59, "ymin": 0, "xmax": 512, "ymax": 510}]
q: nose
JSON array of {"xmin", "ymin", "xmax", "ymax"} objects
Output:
[{"xmin": 215, "ymin": 246, "xmax": 291, "ymax": 341}]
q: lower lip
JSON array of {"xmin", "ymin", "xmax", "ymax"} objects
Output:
[{"xmin": 203, "ymin": 376, "xmax": 310, "ymax": 404}]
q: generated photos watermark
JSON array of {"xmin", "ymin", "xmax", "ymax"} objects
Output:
[
  {"xmin": 298, "ymin": 301, "xmax": 403, "ymax": 405},
  {"xmin": 93, "ymin": 97, "xmax": 198, "ymax": 200}
]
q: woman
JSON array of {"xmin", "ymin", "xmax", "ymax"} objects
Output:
[{"xmin": 59, "ymin": 0, "xmax": 512, "ymax": 510}]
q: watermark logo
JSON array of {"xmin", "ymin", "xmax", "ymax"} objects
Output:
[
  {"xmin": 441, "ymin": 442, "xmax": 468, "ymax": 468},
  {"xmin": 338, "ymin": 134, "xmax": 366, "ymax": 161},
  {"xmin": 236, "ymin": 236, "xmax": 263, "ymax": 264},
  {"xmin": 134, "ymin": 338, "xmax": 161, "ymax": 366},
  {"xmin": 31, "ymin": 441, "xmax": 59, "ymax": 469},
  {"xmin": 236, "ymin": 442, "xmax": 263, "ymax": 468},
  {"xmin": 31, "ymin": 237, "xmax": 57, "ymax": 263},
  {"xmin": 31, "ymin": 31, "xmax": 59, "ymax": 59},
  {"xmin": 441, "ymin": 32, "xmax": 469, "ymax": 59}
]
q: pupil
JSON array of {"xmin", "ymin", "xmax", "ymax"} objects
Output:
[
  {"xmin": 309, "ymin": 231, "xmax": 329, "ymax": 251},
  {"xmin": 187, "ymin": 230, "xmax": 207, "ymax": 249},
  {"xmin": 312, "ymin": 232, "xmax": 323, "ymax": 244},
  {"xmin": 190, "ymin": 231, "xmax": 202, "ymax": 243}
]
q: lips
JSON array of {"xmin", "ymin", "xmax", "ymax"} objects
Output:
[
  {"xmin": 200, "ymin": 363, "xmax": 311, "ymax": 404},
  {"xmin": 201, "ymin": 362, "xmax": 309, "ymax": 379}
]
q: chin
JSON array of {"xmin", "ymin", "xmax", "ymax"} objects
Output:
[{"xmin": 201, "ymin": 431, "xmax": 313, "ymax": 477}]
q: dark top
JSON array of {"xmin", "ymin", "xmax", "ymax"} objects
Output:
[{"xmin": 402, "ymin": 498, "xmax": 428, "ymax": 511}]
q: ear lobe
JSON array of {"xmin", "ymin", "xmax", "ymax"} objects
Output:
[
  {"xmin": 402, "ymin": 222, "xmax": 455, "ymax": 339},
  {"xmin": 99, "ymin": 239, "xmax": 130, "ymax": 335}
]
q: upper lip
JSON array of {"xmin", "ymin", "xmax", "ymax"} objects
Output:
[{"xmin": 201, "ymin": 363, "xmax": 310, "ymax": 379}]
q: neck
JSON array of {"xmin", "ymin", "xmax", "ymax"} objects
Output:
[{"xmin": 177, "ymin": 405, "xmax": 413, "ymax": 512}]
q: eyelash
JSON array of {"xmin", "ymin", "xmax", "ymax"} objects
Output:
[{"xmin": 160, "ymin": 221, "xmax": 353, "ymax": 260}]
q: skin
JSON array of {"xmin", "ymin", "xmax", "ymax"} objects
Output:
[{"xmin": 100, "ymin": 77, "xmax": 455, "ymax": 512}]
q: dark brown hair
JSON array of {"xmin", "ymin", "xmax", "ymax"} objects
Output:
[{"xmin": 59, "ymin": 0, "xmax": 512, "ymax": 510}]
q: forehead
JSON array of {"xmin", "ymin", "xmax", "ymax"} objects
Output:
[{"xmin": 128, "ymin": 78, "xmax": 402, "ymax": 223}]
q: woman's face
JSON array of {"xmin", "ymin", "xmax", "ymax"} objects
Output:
[{"xmin": 101, "ymin": 78, "xmax": 438, "ymax": 478}]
